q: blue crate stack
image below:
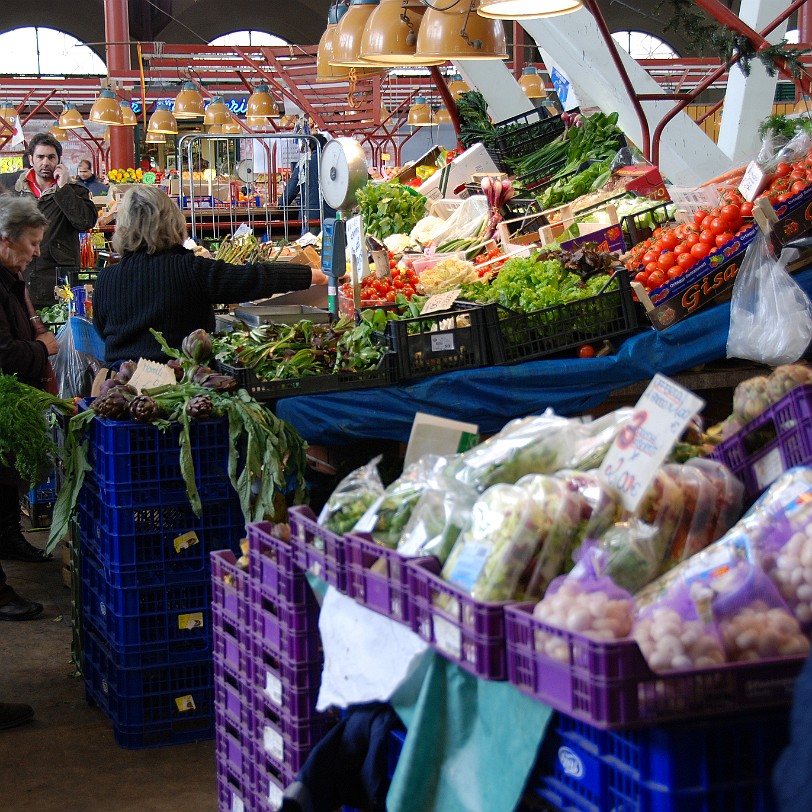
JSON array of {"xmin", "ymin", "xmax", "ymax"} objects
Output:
[
  {"xmin": 21, "ymin": 469, "xmax": 58, "ymax": 529},
  {"xmin": 78, "ymin": 411, "xmax": 244, "ymax": 748}
]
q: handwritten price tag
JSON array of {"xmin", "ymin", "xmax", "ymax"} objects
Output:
[
  {"xmin": 599, "ymin": 374, "xmax": 705, "ymax": 511},
  {"xmin": 128, "ymin": 359, "xmax": 177, "ymax": 394},
  {"xmin": 421, "ymin": 289, "xmax": 461, "ymax": 315}
]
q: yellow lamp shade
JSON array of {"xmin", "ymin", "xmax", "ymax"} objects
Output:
[
  {"xmin": 332, "ymin": 0, "xmax": 380, "ymax": 67},
  {"xmin": 208, "ymin": 124, "xmax": 224, "ymax": 134},
  {"xmin": 434, "ymin": 106, "xmax": 452, "ymax": 124},
  {"xmin": 448, "ymin": 75, "xmax": 470, "ymax": 99},
  {"xmin": 50, "ymin": 125, "xmax": 67, "ymax": 141},
  {"xmin": 415, "ymin": 0, "xmax": 508, "ymax": 61},
  {"xmin": 57, "ymin": 103, "xmax": 84, "ymax": 130},
  {"xmin": 247, "ymin": 84, "xmax": 279, "ymax": 118},
  {"xmin": 174, "ymin": 82, "xmax": 205, "ymax": 119},
  {"xmin": 145, "ymin": 130, "xmax": 166, "ymax": 143},
  {"xmin": 203, "ymin": 96, "xmax": 230, "ymax": 126},
  {"xmin": 119, "ymin": 100, "xmax": 138, "ymax": 126},
  {"xmin": 90, "ymin": 89, "xmax": 124, "ymax": 125},
  {"xmin": 478, "ymin": 0, "xmax": 584, "ymax": 17},
  {"xmin": 0, "ymin": 103, "xmax": 17, "ymax": 133},
  {"xmin": 359, "ymin": 0, "xmax": 445, "ymax": 66},
  {"xmin": 407, "ymin": 96, "xmax": 433, "ymax": 126},
  {"xmin": 246, "ymin": 115, "xmax": 274, "ymax": 131},
  {"xmin": 147, "ymin": 101, "xmax": 178, "ymax": 135},
  {"xmin": 518, "ymin": 66, "xmax": 546, "ymax": 98},
  {"xmin": 222, "ymin": 116, "xmax": 243, "ymax": 134},
  {"xmin": 317, "ymin": 7, "xmax": 384, "ymax": 82}
]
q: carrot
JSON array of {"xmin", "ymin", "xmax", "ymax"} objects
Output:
[{"xmin": 699, "ymin": 165, "xmax": 748, "ymax": 187}]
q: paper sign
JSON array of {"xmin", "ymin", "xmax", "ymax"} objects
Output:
[
  {"xmin": 738, "ymin": 161, "xmax": 770, "ymax": 202},
  {"xmin": 178, "ymin": 612, "xmax": 204, "ymax": 630},
  {"xmin": 268, "ymin": 782, "xmax": 283, "ymax": 808},
  {"xmin": 345, "ymin": 215, "xmax": 369, "ymax": 280},
  {"xmin": 550, "ymin": 67, "xmax": 570, "ymax": 106},
  {"xmin": 127, "ymin": 359, "xmax": 177, "ymax": 394},
  {"xmin": 264, "ymin": 726, "xmax": 284, "ymax": 761},
  {"xmin": 404, "ymin": 411, "xmax": 479, "ymax": 470},
  {"xmin": 174, "ymin": 694, "xmax": 197, "ymax": 712},
  {"xmin": 599, "ymin": 374, "xmax": 705, "ymax": 511},
  {"xmin": 421, "ymin": 289, "xmax": 462, "ymax": 315},
  {"xmin": 173, "ymin": 531, "xmax": 200, "ymax": 553},
  {"xmin": 231, "ymin": 796, "xmax": 245, "ymax": 812},
  {"xmin": 382, "ymin": 152, "xmax": 391, "ymax": 162}
]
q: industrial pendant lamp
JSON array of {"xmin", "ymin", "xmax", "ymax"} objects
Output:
[
  {"xmin": 222, "ymin": 116, "xmax": 243, "ymax": 134},
  {"xmin": 407, "ymin": 96, "xmax": 433, "ymax": 126},
  {"xmin": 57, "ymin": 103, "xmax": 84, "ymax": 130},
  {"xmin": 208, "ymin": 123, "xmax": 224, "ymax": 134},
  {"xmin": 447, "ymin": 74, "xmax": 470, "ymax": 99},
  {"xmin": 518, "ymin": 66, "xmax": 546, "ymax": 98},
  {"xmin": 246, "ymin": 115, "xmax": 274, "ymax": 131},
  {"xmin": 331, "ymin": 0, "xmax": 380, "ymax": 67},
  {"xmin": 415, "ymin": 0, "xmax": 508, "ymax": 61},
  {"xmin": 119, "ymin": 100, "xmax": 138, "ymax": 126},
  {"xmin": 359, "ymin": 0, "xmax": 445, "ymax": 66},
  {"xmin": 203, "ymin": 96, "xmax": 230, "ymax": 126},
  {"xmin": 478, "ymin": 0, "xmax": 584, "ymax": 18},
  {"xmin": 247, "ymin": 84, "xmax": 280, "ymax": 118},
  {"xmin": 145, "ymin": 130, "xmax": 167, "ymax": 144},
  {"xmin": 89, "ymin": 88, "xmax": 124, "ymax": 125},
  {"xmin": 50, "ymin": 124, "xmax": 67, "ymax": 142},
  {"xmin": 147, "ymin": 100, "xmax": 178, "ymax": 135},
  {"xmin": 0, "ymin": 101, "xmax": 17, "ymax": 133},
  {"xmin": 317, "ymin": 2, "xmax": 384, "ymax": 81},
  {"xmin": 434, "ymin": 106, "xmax": 452, "ymax": 124},
  {"xmin": 174, "ymin": 81, "xmax": 205, "ymax": 119}
]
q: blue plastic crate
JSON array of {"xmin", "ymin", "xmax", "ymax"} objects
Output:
[
  {"xmin": 83, "ymin": 626, "xmax": 214, "ymax": 749},
  {"xmin": 526, "ymin": 710, "xmax": 789, "ymax": 812},
  {"xmin": 80, "ymin": 549, "xmax": 213, "ymax": 659},
  {"xmin": 79, "ymin": 404, "xmax": 234, "ymax": 506},
  {"xmin": 77, "ymin": 480, "xmax": 243, "ymax": 579},
  {"xmin": 25, "ymin": 469, "xmax": 57, "ymax": 504}
]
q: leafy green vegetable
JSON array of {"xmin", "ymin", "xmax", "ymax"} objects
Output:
[
  {"xmin": 537, "ymin": 160, "xmax": 612, "ymax": 210},
  {"xmin": 356, "ymin": 181, "xmax": 427, "ymax": 241},
  {"xmin": 456, "ymin": 90, "xmax": 498, "ymax": 149}
]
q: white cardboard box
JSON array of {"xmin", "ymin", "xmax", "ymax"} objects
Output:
[{"xmin": 416, "ymin": 143, "xmax": 499, "ymax": 202}]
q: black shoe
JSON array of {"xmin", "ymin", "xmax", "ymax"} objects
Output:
[
  {"xmin": 0, "ymin": 595, "xmax": 44, "ymax": 621},
  {"xmin": 0, "ymin": 533, "xmax": 52, "ymax": 563},
  {"xmin": 0, "ymin": 702, "xmax": 34, "ymax": 730}
]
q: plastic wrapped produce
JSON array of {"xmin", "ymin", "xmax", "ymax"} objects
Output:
[
  {"xmin": 685, "ymin": 458, "xmax": 745, "ymax": 552},
  {"xmin": 662, "ymin": 463, "xmax": 718, "ymax": 566},
  {"xmin": 442, "ymin": 483, "xmax": 546, "ymax": 602},
  {"xmin": 317, "ymin": 455, "xmax": 384, "ymax": 536},
  {"xmin": 556, "ymin": 469, "xmax": 624, "ymax": 540},
  {"xmin": 765, "ymin": 363, "xmax": 812, "ymax": 403},
  {"xmin": 732, "ymin": 375, "xmax": 772, "ymax": 423}
]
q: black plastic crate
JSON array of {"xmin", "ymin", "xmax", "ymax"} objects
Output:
[
  {"xmin": 491, "ymin": 110, "xmax": 566, "ymax": 165},
  {"xmin": 499, "ymin": 198, "xmax": 548, "ymax": 236},
  {"xmin": 515, "ymin": 158, "xmax": 569, "ymax": 192},
  {"xmin": 485, "ymin": 271, "xmax": 640, "ymax": 365},
  {"xmin": 384, "ymin": 303, "xmax": 494, "ymax": 382},
  {"xmin": 621, "ymin": 200, "xmax": 677, "ymax": 247},
  {"xmin": 215, "ymin": 351, "xmax": 394, "ymax": 402}
]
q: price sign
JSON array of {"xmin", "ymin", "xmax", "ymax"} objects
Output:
[
  {"xmin": 421, "ymin": 289, "xmax": 461, "ymax": 315},
  {"xmin": 599, "ymin": 374, "xmax": 705, "ymax": 511},
  {"xmin": 128, "ymin": 359, "xmax": 177, "ymax": 394},
  {"xmin": 345, "ymin": 214, "xmax": 370, "ymax": 280},
  {"xmin": 738, "ymin": 161, "xmax": 770, "ymax": 202}
]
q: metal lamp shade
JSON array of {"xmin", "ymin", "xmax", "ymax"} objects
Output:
[
  {"xmin": 203, "ymin": 97, "xmax": 230, "ymax": 126},
  {"xmin": 360, "ymin": 0, "xmax": 445, "ymax": 66},
  {"xmin": 174, "ymin": 82, "xmax": 205, "ymax": 119},
  {"xmin": 147, "ymin": 101, "xmax": 178, "ymax": 135},
  {"xmin": 518, "ymin": 67, "xmax": 545, "ymax": 98},
  {"xmin": 407, "ymin": 96, "xmax": 433, "ymax": 126},
  {"xmin": 222, "ymin": 116, "xmax": 243, "ymax": 134},
  {"xmin": 434, "ymin": 106, "xmax": 452, "ymax": 124},
  {"xmin": 247, "ymin": 85, "xmax": 279, "ymax": 118},
  {"xmin": 448, "ymin": 76, "xmax": 470, "ymax": 99},
  {"xmin": 145, "ymin": 130, "xmax": 166, "ymax": 143},
  {"xmin": 478, "ymin": 0, "xmax": 584, "ymax": 17},
  {"xmin": 50, "ymin": 125, "xmax": 67, "ymax": 141},
  {"xmin": 90, "ymin": 89, "xmax": 124, "ymax": 125},
  {"xmin": 119, "ymin": 101, "xmax": 138, "ymax": 126},
  {"xmin": 331, "ymin": 0, "xmax": 380, "ymax": 67},
  {"xmin": 58, "ymin": 104, "xmax": 85, "ymax": 130},
  {"xmin": 415, "ymin": 1, "xmax": 508, "ymax": 61}
]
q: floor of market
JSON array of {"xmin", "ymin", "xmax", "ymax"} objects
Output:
[{"xmin": 0, "ymin": 522, "xmax": 217, "ymax": 812}]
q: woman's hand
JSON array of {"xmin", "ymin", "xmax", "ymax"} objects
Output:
[
  {"xmin": 311, "ymin": 268, "xmax": 328, "ymax": 286},
  {"xmin": 36, "ymin": 331, "xmax": 59, "ymax": 356}
]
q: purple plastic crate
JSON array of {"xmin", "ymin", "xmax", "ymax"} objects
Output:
[
  {"xmin": 407, "ymin": 557, "xmax": 510, "ymax": 680},
  {"xmin": 344, "ymin": 531, "xmax": 419, "ymax": 624},
  {"xmin": 216, "ymin": 756, "xmax": 253, "ymax": 812},
  {"xmin": 253, "ymin": 741, "xmax": 294, "ymax": 812},
  {"xmin": 81, "ymin": 549, "xmax": 213, "ymax": 659},
  {"xmin": 77, "ymin": 482, "xmax": 243, "ymax": 581},
  {"xmin": 214, "ymin": 655, "xmax": 254, "ymax": 731},
  {"xmin": 248, "ymin": 521, "xmax": 309, "ymax": 606},
  {"xmin": 215, "ymin": 702, "xmax": 254, "ymax": 780},
  {"xmin": 289, "ymin": 504, "xmax": 348, "ymax": 592},
  {"xmin": 83, "ymin": 626, "xmax": 214, "ymax": 749},
  {"xmin": 708, "ymin": 383, "xmax": 812, "ymax": 505},
  {"xmin": 250, "ymin": 581, "xmax": 321, "ymax": 662},
  {"xmin": 211, "ymin": 550, "xmax": 252, "ymax": 627},
  {"xmin": 504, "ymin": 602, "xmax": 804, "ymax": 729},
  {"xmin": 213, "ymin": 607, "xmax": 254, "ymax": 676}
]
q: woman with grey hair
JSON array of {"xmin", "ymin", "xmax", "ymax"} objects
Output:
[
  {"xmin": 93, "ymin": 185, "xmax": 325, "ymax": 363},
  {"xmin": 0, "ymin": 194, "xmax": 59, "ymax": 614}
]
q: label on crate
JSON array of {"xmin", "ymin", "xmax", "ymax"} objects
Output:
[
  {"xmin": 264, "ymin": 725, "xmax": 285, "ymax": 761},
  {"xmin": 174, "ymin": 531, "xmax": 200, "ymax": 552},
  {"xmin": 268, "ymin": 781, "xmax": 283, "ymax": 809},
  {"xmin": 231, "ymin": 795, "xmax": 244, "ymax": 812},
  {"xmin": 558, "ymin": 746, "xmax": 585, "ymax": 779},
  {"xmin": 127, "ymin": 358, "xmax": 177, "ymax": 394},
  {"xmin": 447, "ymin": 542, "xmax": 490, "ymax": 592},
  {"xmin": 430, "ymin": 333, "xmax": 455, "ymax": 353},
  {"xmin": 754, "ymin": 447, "xmax": 784, "ymax": 490},
  {"xmin": 599, "ymin": 374, "xmax": 705, "ymax": 512},
  {"xmin": 422, "ymin": 289, "xmax": 461, "ymax": 315},
  {"xmin": 178, "ymin": 612, "xmax": 204, "ymax": 630},
  {"xmin": 433, "ymin": 615, "xmax": 462, "ymax": 659},
  {"xmin": 264, "ymin": 671, "xmax": 283, "ymax": 706},
  {"xmin": 175, "ymin": 694, "xmax": 197, "ymax": 712}
]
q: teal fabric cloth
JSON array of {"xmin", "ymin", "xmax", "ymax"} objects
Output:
[{"xmin": 388, "ymin": 651, "xmax": 553, "ymax": 812}]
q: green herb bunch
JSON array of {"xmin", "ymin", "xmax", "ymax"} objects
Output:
[{"xmin": 356, "ymin": 181, "xmax": 427, "ymax": 241}]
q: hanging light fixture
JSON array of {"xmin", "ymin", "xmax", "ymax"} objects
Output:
[
  {"xmin": 50, "ymin": 124, "xmax": 67, "ymax": 142},
  {"xmin": 447, "ymin": 74, "xmax": 470, "ymax": 99},
  {"xmin": 89, "ymin": 88, "xmax": 124, "ymax": 125},
  {"xmin": 208, "ymin": 123, "xmax": 224, "ymax": 134},
  {"xmin": 317, "ymin": 2, "xmax": 384, "ymax": 81},
  {"xmin": 359, "ymin": 0, "xmax": 445, "ymax": 66},
  {"xmin": 147, "ymin": 100, "xmax": 178, "ymax": 135},
  {"xmin": 434, "ymin": 106, "xmax": 452, "ymax": 124},
  {"xmin": 415, "ymin": 0, "xmax": 508, "ymax": 61},
  {"xmin": 518, "ymin": 66, "xmax": 546, "ymax": 98},
  {"xmin": 331, "ymin": 0, "xmax": 380, "ymax": 67},
  {"xmin": 0, "ymin": 101, "xmax": 17, "ymax": 134},
  {"xmin": 478, "ymin": 0, "xmax": 584, "ymax": 18},
  {"xmin": 119, "ymin": 100, "xmax": 138, "ymax": 126},
  {"xmin": 247, "ymin": 84, "xmax": 280, "ymax": 118},
  {"xmin": 222, "ymin": 116, "xmax": 243, "ymax": 134},
  {"xmin": 145, "ymin": 130, "xmax": 167, "ymax": 144},
  {"xmin": 246, "ymin": 115, "xmax": 274, "ymax": 131},
  {"xmin": 407, "ymin": 95, "xmax": 433, "ymax": 126},
  {"xmin": 203, "ymin": 96, "xmax": 230, "ymax": 126},
  {"xmin": 57, "ymin": 102, "xmax": 84, "ymax": 130},
  {"xmin": 174, "ymin": 81, "xmax": 205, "ymax": 119}
]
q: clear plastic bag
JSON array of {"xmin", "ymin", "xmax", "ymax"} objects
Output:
[
  {"xmin": 317, "ymin": 455, "xmax": 384, "ymax": 536},
  {"xmin": 424, "ymin": 195, "xmax": 488, "ymax": 251},
  {"xmin": 51, "ymin": 320, "xmax": 102, "ymax": 399},
  {"xmin": 727, "ymin": 230, "xmax": 812, "ymax": 366}
]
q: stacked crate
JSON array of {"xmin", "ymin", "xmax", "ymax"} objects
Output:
[
  {"xmin": 78, "ymin": 411, "xmax": 244, "ymax": 748},
  {"xmin": 20, "ymin": 469, "xmax": 58, "ymax": 529},
  {"xmin": 212, "ymin": 521, "xmax": 335, "ymax": 812}
]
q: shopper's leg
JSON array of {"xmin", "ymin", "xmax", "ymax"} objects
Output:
[
  {"xmin": 0, "ymin": 484, "xmax": 52, "ymax": 562},
  {"xmin": 0, "ymin": 557, "xmax": 43, "ymax": 621}
]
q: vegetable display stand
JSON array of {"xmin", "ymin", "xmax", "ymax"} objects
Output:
[
  {"xmin": 345, "ymin": 531, "xmax": 426, "ymax": 625},
  {"xmin": 408, "ymin": 557, "xmax": 512, "ymax": 680},
  {"xmin": 504, "ymin": 602, "xmax": 804, "ymax": 729},
  {"xmin": 289, "ymin": 504, "xmax": 348, "ymax": 592},
  {"xmin": 490, "ymin": 110, "xmax": 566, "ymax": 167},
  {"xmin": 708, "ymin": 383, "xmax": 812, "ymax": 504},
  {"xmin": 621, "ymin": 201, "xmax": 676, "ymax": 248},
  {"xmin": 523, "ymin": 709, "xmax": 787, "ymax": 812},
  {"xmin": 485, "ymin": 271, "xmax": 640, "ymax": 366}
]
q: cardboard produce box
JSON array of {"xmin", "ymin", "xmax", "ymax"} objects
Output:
[{"xmin": 417, "ymin": 143, "xmax": 499, "ymax": 201}]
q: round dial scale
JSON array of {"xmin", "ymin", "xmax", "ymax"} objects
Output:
[{"xmin": 319, "ymin": 137, "xmax": 368, "ymax": 212}]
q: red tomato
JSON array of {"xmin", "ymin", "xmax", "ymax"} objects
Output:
[
  {"xmin": 720, "ymin": 204, "xmax": 740, "ymax": 223},
  {"xmin": 694, "ymin": 209, "xmax": 709, "ymax": 225},
  {"xmin": 691, "ymin": 242, "xmax": 711, "ymax": 260},
  {"xmin": 578, "ymin": 345, "xmax": 596, "ymax": 359},
  {"xmin": 708, "ymin": 217, "xmax": 727, "ymax": 236},
  {"xmin": 657, "ymin": 252, "xmax": 676, "ymax": 271},
  {"xmin": 715, "ymin": 232, "xmax": 734, "ymax": 247},
  {"xmin": 791, "ymin": 180, "xmax": 808, "ymax": 196},
  {"xmin": 634, "ymin": 271, "xmax": 649, "ymax": 286},
  {"xmin": 642, "ymin": 250, "xmax": 659, "ymax": 265},
  {"xmin": 667, "ymin": 265, "xmax": 683, "ymax": 279},
  {"xmin": 645, "ymin": 261, "xmax": 659, "ymax": 276},
  {"xmin": 648, "ymin": 269, "xmax": 666, "ymax": 287},
  {"xmin": 776, "ymin": 193, "xmax": 792, "ymax": 203},
  {"xmin": 685, "ymin": 233, "xmax": 700, "ymax": 247},
  {"xmin": 673, "ymin": 242, "xmax": 689, "ymax": 256},
  {"xmin": 659, "ymin": 233, "xmax": 678, "ymax": 251},
  {"xmin": 699, "ymin": 229, "xmax": 715, "ymax": 245},
  {"xmin": 677, "ymin": 252, "xmax": 695, "ymax": 271},
  {"xmin": 775, "ymin": 162, "xmax": 792, "ymax": 178},
  {"xmin": 740, "ymin": 201, "xmax": 754, "ymax": 217}
]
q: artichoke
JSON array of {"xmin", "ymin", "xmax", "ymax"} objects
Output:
[
  {"xmin": 92, "ymin": 389, "xmax": 133, "ymax": 420},
  {"xmin": 186, "ymin": 394, "xmax": 214, "ymax": 420},
  {"xmin": 167, "ymin": 358, "xmax": 184, "ymax": 382},
  {"xmin": 201, "ymin": 373, "xmax": 238, "ymax": 392},
  {"xmin": 129, "ymin": 394, "xmax": 160, "ymax": 423},
  {"xmin": 190, "ymin": 365, "xmax": 215, "ymax": 386},
  {"xmin": 115, "ymin": 360, "xmax": 137, "ymax": 384},
  {"xmin": 182, "ymin": 329, "xmax": 213, "ymax": 363}
]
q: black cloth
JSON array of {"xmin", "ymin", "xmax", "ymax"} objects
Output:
[
  {"xmin": 76, "ymin": 174, "xmax": 109, "ymax": 196},
  {"xmin": 0, "ymin": 487, "xmax": 19, "ymax": 605},
  {"xmin": 92, "ymin": 245, "xmax": 314, "ymax": 363},
  {"xmin": 281, "ymin": 703, "xmax": 402, "ymax": 812},
  {"xmin": 0, "ymin": 170, "xmax": 99, "ymax": 308}
]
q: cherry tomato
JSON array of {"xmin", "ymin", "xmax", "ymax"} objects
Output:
[
  {"xmin": 715, "ymin": 232, "xmax": 734, "ymax": 247},
  {"xmin": 740, "ymin": 201, "xmax": 754, "ymax": 217},
  {"xmin": 791, "ymin": 180, "xmax": 807, "ymax": 196},
  {"xmin": 577, "ymin": 344, "xmax": 596, "ymax": 359},
  {"xmin": 657, "ymin": 252, "xmax": 676, "ymax": 271},
  {"xmin": 677, "ymin": 252, "xmax": 695, "ymax": 271},
  {"xmin": 775, "ymin": 162, "xmax": 792, "ymax": 178}
]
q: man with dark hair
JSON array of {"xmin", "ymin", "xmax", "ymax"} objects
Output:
[{"xmin": 0, "ymin": 132, "xmax": 98, "ymax": 308}]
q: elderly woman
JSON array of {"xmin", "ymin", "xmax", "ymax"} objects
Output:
[
  {"xmin": 93, "ymin": 185, "xmax": 324, "ymax": 364},
  {"xmin": 0, "ymin": 194, "xmax": 59, "ymax": 617}
]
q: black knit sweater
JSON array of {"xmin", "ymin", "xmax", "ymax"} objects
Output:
[{"xmin": 93, "ymin": 245, "xmax": 313, "ymax": 363}]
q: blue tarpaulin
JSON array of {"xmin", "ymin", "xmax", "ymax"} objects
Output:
[{"xmin": 276, "ymin": 269, "xmax": 812, "ymax": 445}]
